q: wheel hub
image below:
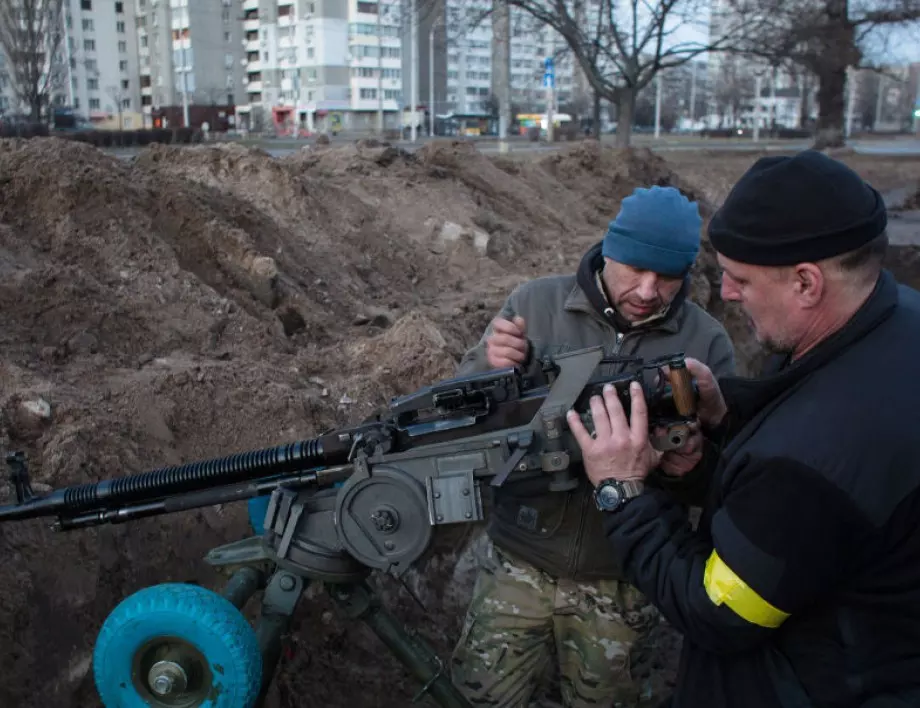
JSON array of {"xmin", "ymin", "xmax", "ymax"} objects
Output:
[
  {"xmin": 148, "ymin": 660, "xmax": 189, "ymax": 697},
  {"xmin": 132, "ymin": 636, "xmax": 212, "ymax": 707}
]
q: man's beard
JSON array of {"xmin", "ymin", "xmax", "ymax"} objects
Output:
[{"xmin": 753, "ymin": 324, "xmax": 795, "ymax": 356}]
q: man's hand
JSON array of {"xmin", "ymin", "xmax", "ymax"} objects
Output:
[
  {"xmin": 486, "ymin": 315, "xmax": 529, "ymax": 369},
  {"xmin": 566, "ymin": 381, "xmax": 662, "ymax": 487},
  {"xmin": 684, "ymin": 358, "xmax": 728, "ymax": 429},
  {"xmin": 659, "ymin": 358, "xmax": 728, "ymax": 430}
]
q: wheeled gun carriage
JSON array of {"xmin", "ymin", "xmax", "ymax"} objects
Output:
[{"xmin": 0, "ymin": 346, "xmax": 699, "ymax": 708}]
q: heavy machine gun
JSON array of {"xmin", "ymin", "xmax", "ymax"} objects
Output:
[{"xmin": 0, "ymin": 346, "xmax": 699, "ymax": 708}]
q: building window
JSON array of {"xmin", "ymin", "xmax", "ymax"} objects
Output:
[
  {"xmin": 116, "ymin": 1, "xmax": 124, "ymax": 12},
  {"xmin": 88, "ymin": 78, "xmax": 98, "ymax": 89},
  {"xmin": 83, "ymin": 39, "xmax": 95, "ymax": 51},
  {"xmin": 360, "ymin": 88, "xmax": 377, "ymax": 99},
  {"xmin": 118, "ymin": 41, "xmax": 127, "ymax": 52},
  {"xmin": 82, "ymin": 18, "xmax": 93, "ymax": 31},
  {"xmin": 117, "ymin": 21, "xmax": 125, "ymax": 33},
  {"xmin": 89, "ymin": 98, "xmax": 100, "ymax": 109},
  {"xmin": 81, "ymin": 0, "xmax": 92, "ymax": 10}
]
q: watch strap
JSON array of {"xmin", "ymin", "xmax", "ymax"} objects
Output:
[{"xmin": 620, "ymin": 478, "xmax": 645, "ymax": 499}]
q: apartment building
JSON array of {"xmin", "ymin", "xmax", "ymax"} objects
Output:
[
  {"xmin": 0, "ymin": 0, "xmax": 143, "ymax": 126},
  {"xmin": 234, "ymin": 0, "xmax": 405, "ymax": 134},
  {"xmin": 430, "ymin": 0, "xmax": 581, "ymax": 118},
  {"xmin": 135, "ymin": 0, "xmax": 245, "ymax": 128}
]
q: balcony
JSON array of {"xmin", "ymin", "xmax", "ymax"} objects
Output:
[
  {"xmin": 243, "ymin": 18, "xmax": 260, "ymax": 31},
  {"xmin": 242, "ymin": 0, "xmax": 259, "ymax": 10},
  {"xmin": 244, "ymin": 39, "xmax": 260, "ymax": 52},
  {"xmin": 247, "ymin": 80, "xmax": 263, "ymax": 93}
]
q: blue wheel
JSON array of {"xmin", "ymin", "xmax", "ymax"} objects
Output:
[{"xmin": 93, "ymin": 583, "xmax": 262, "ymax": 708}]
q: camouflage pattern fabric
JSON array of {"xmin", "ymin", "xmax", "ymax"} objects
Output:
[{"xmin": 450, "ymin": 541, "xmax": 663, "ymax": 708}]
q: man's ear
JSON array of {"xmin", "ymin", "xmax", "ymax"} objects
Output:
[{"xmin": 792, "ymin": 263, "xmax": 825, "ymax": 307}]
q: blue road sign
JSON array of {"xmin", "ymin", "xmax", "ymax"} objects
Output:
[
  {"xmin": 544, "ymin": 56, "xmax": 554, "ymax": 73},
  {"xmin": 543, "ymin": 72, "xmax": 555, "ymax": 89}
]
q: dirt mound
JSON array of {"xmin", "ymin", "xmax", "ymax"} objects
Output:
[
  {"xmin": 903, "ymin": 184, "xmax": 920, "ymax": 210},
  {"xmin": 2, "ymin": 135, "xmax": 918, "ymax": 708}
]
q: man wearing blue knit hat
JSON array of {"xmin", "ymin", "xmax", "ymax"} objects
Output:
[{"xmin": 450, "ymin": 185, "xmax": 736, "ymax": 707}]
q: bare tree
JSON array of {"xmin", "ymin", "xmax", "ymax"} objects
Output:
[
  {"xmin": 494, "ymin": 0, "xmax": 756, "ymax": 146},
  {"xmin": 0, "ymin": 0, "xmax": 67, "ymax": 122},
  {"xmin": 711, "ymin": 55, "xmax": 756, "ymax": 127},
  {"xmin": 106, "ymin": 83, "xmax": 131, "ymax": 130},
  {"xmin": 725, "ymin": 0, "xmax": 920, "ymax": 148}
]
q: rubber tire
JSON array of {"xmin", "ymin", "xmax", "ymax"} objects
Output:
[{"xmin": 93, "ymin": 582, "xmax": 262, "ymax": 708}]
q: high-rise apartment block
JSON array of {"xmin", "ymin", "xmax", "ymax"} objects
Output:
[
  {"xmin": 134, "ymin": 0, "xmax": 244, "ymax": 128},
  {"xmin": 231, "ymin": 0, "xmax": 406, "ymax": 134},
  {"xmin": 428, "ymin": 0, "xmax": 583, "ymax": 118},
  {"xmin": 60, "ymin": 0, "xmax": 142, "ymax": 125}
]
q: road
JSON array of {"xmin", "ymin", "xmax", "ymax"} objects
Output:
[{"xmin": 104, "ymin": 134, "xmax": 920, "ymax": 160}]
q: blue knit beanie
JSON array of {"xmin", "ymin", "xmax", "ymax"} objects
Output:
[{"xmin": 602, "ymin": 186, "xmax": 702, "ymax": 277}]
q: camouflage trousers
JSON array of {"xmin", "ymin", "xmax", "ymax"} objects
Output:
[{"xmin": 449, "ymin": 542, "xmax": 662, "ymax": 708}]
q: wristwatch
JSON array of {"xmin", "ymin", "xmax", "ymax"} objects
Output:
[{"xmin": 594, "ymin": 478, "xmax": 645, "ymax": 512}]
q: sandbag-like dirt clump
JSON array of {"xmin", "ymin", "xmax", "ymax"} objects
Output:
[{"xmin": 1, "ymin": 135, "xmax": 918, "ymax": 708}]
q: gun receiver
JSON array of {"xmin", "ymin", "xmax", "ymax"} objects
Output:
[{"xmin": 0, "ymin": 347, "xmax": 697, "ymax": 537}]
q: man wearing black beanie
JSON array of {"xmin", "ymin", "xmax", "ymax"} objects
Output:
[{"xmin": 568, "ymin": 149, "xmax": 920, "ymax": 707}]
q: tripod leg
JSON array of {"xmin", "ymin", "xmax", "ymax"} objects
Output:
[
  {"xmin": 328, "ymin": 581, "xmax": 473, "ymax": 708},
  {"xmin": 252, "ymin": 570, "xmax": 308, "ymax": 708}
]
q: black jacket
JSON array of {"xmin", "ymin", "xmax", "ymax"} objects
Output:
[{"xmin": 602, "ymin": 270, "xmax": 920, "ymax": 707}]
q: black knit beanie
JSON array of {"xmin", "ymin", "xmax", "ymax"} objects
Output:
[{"xmin": 708, "ymin": 150, "xmax": 887, "ymax": 266}]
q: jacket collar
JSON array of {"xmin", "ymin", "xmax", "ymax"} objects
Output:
[
  {"xmin": 720, "ymin": 269, "xmax": 900, "ymax": 427},
  {"xmin": 566, "ymin": 241, "xmax": 688, "ymax": 335}
]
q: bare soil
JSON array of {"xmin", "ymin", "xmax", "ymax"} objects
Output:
[{"xmin": 0, "ymin": 137, "xmax": 918, "ymax": 708}]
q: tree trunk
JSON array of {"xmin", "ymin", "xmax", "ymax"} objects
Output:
[
  {"xmin": 812, "ymin": 65, "xmax": 847, "ymax": 149},
  {"xmin": 591, "ymin": 91, "xmax": 601, "ymax": 138},
  {"xmin": 614, "ymin": 88, "xmax": 636, "ymax": 147},
  {"xmin": 799, "ymin": 74, "xmax": 811, "ymax": 129},
  {"xmin": 30, "ymin": 96, "xmax": 42, "ymax": 124}
]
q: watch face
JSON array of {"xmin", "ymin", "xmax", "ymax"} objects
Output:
[{"xmin": 597, "ymin": 483, "xmax": 622, "ymax": 510}]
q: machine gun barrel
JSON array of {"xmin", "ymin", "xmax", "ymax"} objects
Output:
[{"xmin": 0, "ymin": 433, "xmax": 356, "ymax": 524}]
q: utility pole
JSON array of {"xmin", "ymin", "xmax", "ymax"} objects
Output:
[
  {"xmin": 845, "ymin": 66, "xmax": 857, "ymax": 138},
  {"xmin": 688, "ymin": 61, "xmax": 697, "ymax": 126},
  {"xmin": 654, "ymin": 72, "xmax": 662, "ymax": 138},
  {"xmin": 874, "ymin": 73, "xmax": 885, "ymax": 129},
  {"xmin": 492, "ymin": 0, "xmax": 511, "ymax": 153},
  {"xmin": 410, "ymin": 0, "xmax": 418, "ymax": 142},
  {"xmin": 429, "ymin": 11, "xmax": 443, "ymax": 138},
  {"xmin": 61, "ymin": 4, "xmax": 74, "ymax": 107},
  {"xmin": 377, "ymin": 0, "xmax": 383, "ymax": 134},
  {"xmin": 769, "ymin": 66, "xmax": 776, "ymax": 133},
  {"xmin": 182, "ymin": 68, "xmax": 190, "ymax": 127},
  {"xmin": 753, "ymin": 73, "xmax": 762, "ymax": 141},
  {"xmin": 544, "ymin": 32, "xmax": 555, "ymax": 144}
]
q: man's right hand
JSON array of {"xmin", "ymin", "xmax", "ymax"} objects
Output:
[
  {"xmin": 684, "ymin": 357, "xmax": 728, "ymax": 430},
  {"xmin": 486, "ymin": 315, "xmax": 529, "ymax": 369}
]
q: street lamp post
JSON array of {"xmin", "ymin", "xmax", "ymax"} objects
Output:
[
  {"xmin": 410, "ymin": 0, "xmax": 418, "ymax": 142},
  {"xmin": 428, "ymin": 14, "xmax": 442, "ymax": 138}
]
